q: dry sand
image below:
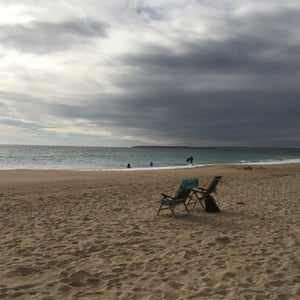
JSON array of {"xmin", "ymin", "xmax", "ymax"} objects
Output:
[{"xmin": 0, "ymin": 164, "xmax": 300, "ymax": 299}]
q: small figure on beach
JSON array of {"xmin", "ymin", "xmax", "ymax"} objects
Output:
[
  {"xmin": 127, "ymin": 163, "xmax": 131, "ymax": 168},
  {"xmin": 150, "ymin": 162, "xmax": 153, "ymax": 167},
  {"xmin": 186, "ymin": 156, "xmax": 193, "ymax": 164}
]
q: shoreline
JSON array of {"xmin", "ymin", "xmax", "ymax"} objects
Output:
[
  {"xmin": 1, "ymin": 158, "xmax": 300, "ymax": 172},
  {"xmin": 1, "ymin": 163, "xmax": 300, "ymax": 299}
]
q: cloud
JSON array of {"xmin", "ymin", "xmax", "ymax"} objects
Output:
[
  {"xmin": 102, "ymin": 4, "xmax": 300, "ymax": 146},
  {"xmin": 0, "ymin": 18, "xmax": 107, "ymax": 53},
  {"xmin": 0, "ymin": 1, "xmax": 300, "ymax": 147},
  {"xmin": 0, "ymin": 123, "xmax": 37, "ymax": 144},
  {"xmin": 135, "ymin": 5, "xmax": 164, "ymax": 21}
]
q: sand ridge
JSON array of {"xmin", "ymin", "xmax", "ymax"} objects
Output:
[{"xmin": 0, "ymin": 164, "xmax": 300, "ymax": 299}]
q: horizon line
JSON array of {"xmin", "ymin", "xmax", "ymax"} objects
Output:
[{"xmin": 1, "ymin": 143, "xmax": 300, "ymax": 151}]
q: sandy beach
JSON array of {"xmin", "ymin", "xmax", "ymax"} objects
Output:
[{"xmin": 0, "ymin": 164, "xmax": 300, "ymax": 299}]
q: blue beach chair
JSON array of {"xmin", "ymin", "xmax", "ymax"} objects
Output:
[{"xmin": 157, "ymin": 178, "xmax": 198, "ymax": 216}]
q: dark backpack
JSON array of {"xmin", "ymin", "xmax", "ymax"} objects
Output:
[{"xmin": 205, "ymin": 195, "xmax": 220, "ymax": 213}]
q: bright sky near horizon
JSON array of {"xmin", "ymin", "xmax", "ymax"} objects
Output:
[{"xmin": 1, "ymin": 0, "xmax": 300, "ymax": 147}]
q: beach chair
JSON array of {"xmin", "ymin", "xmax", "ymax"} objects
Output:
[
  {"xmin": 188, "ymin": 176, "xmax": 222, "ymax": 210},
  {"xmin": 157, "ymin": 178, "xmax": 198, "ymax": 216}
]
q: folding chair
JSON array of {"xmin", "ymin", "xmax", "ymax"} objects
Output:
[
  {"xmin": 187, "ymin": 176, "xmax": 222, "ymax": 210},
  {"xmin": 157, "ymin": 178, "xmax": 198, "ymax": 216}
]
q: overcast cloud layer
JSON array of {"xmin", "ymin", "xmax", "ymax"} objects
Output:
[{"xmin": 1, "ymin": 0, "xmax": 300, "ymax": 147}]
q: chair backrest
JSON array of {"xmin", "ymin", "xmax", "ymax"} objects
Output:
[
  {"xmin": 206, "ymin": 176, "xmax": 222, "ymax": 194},
  {"xmin": 174, "ymin": 178, "xmax": 199, "ymax": 199}
]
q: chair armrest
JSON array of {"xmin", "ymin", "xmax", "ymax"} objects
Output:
[
  {"xmin": 192, "ymin": 187, "xmax": 206, "ymax": 192},
  {"xmin": 198, "ymin": 187, "xmax": 207, "ymax": 191},
  {"xmin": 161, "ymin": 193, "xmax": 174, "ymax": 199}
]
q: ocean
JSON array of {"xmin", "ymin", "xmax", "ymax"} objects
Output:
[{"xmin": 1, "ymin": 145, "xmax": 300, "ymax": 171}]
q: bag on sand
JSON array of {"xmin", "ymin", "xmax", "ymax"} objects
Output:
[{"xmin": 205, "ymin": 195, "xmax": 220, "ymax": 213}]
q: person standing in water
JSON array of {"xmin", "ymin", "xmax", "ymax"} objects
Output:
[{"xmin": 186, "ymin": 156, "xmax": 193, "ymax": 164}]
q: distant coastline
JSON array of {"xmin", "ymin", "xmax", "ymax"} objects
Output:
[{"xmin": 132, "ymin": 145, "xmax": 300, "ymax": 151}]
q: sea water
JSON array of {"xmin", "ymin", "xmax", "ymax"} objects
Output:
[{"xmin": 0, "ymin": 145, "xmax": 300, "ymax": 171}]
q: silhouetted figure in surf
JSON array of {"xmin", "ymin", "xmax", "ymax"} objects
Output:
[
  {"xmin": 150, "ymin": 162, "xmax": 153, "ymax": 167},
  {"xmin": 186, "ymin": 156, "xmax": 193, "ymax": 164},
  {"xmin": 127, "ymin": 163, "xmax": 131, "ymax": 168}
]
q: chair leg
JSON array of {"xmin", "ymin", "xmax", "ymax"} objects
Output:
[
  {"xmin": 186, "ymin": 193, "xmax": 200, "ymax": 209},
  {"xmin": 192, "ymin": 199, "xmax": 197, "ymax": 208},
  {"xmin": 186, "ymin": 196, "xmax": 194, "ymax": 208},
  {"xmin": 199, "ymin": 196, "xmax": 206, "ymax": 210},
  {"xmin": 183, "ymin": 202, "xmax": 190, "ymax": 215},
  {"xmin": 158, "ymin": 203, "xmax": 191, "ymax": 217},
  {"xmin": 170, "ymin": 206, "xmax": 175, "ymax": 216},
  {"xmin": 157, "ymin": 204, "xmax": 163, "ymax": 215}
]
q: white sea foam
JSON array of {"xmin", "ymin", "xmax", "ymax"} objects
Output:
[
  {"xmin": 100, "ymin": 164, "xmax": 208, "ymax": 171},
  {"xmin": 100, "ymin": 158, "xmax": 300, "ymax": 171},
  {"xmin": 236, "ymin": 158, "xmax": 300, "ymax": 166}
]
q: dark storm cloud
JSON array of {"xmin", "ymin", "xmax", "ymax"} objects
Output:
[
  {"xmin": 0, "ymin": 18, "xmax": 107, "ymax": 53},
  {"xmin": 104, "ymin": 6, "xmax": 300, "ymax": 147},
  {"xmin": 124, "ymin": 9, "xmax": 300, "ymax": 76},
  {"xmin": 119, "ymin": 91, "xmax": 300, "ymax": 146},
  {"xmin": 42, "ymin": 5, "xmax": 300, "ymax": 148},
  {"xmin": 45, "ymin": 87, "xmax": 300, "ymax": 147},
  {"xmin": 122, "ymin": 6, "xmax": 300, "ymax": 82}
]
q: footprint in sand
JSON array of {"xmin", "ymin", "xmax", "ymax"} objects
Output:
[
  {"xmin": 215, "ymin": 236, "xmax": 231, "ymax": 244},
  {"xmin": 15, "ymin": 266, "xmax": 38, "ymax": 276},
  {"xmin": 222, "ymin": 272, "xmax": 236, "ymax": 280},
  {"xmin": 60, "ymin": 270, "xmax": 99, "ymax": 287}
]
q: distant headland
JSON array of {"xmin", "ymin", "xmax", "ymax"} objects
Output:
[{"xmin": 132, "ymin": 145, "xmax": 300, "ymax": 151}]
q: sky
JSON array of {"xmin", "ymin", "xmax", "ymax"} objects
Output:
[{"xmin": 1, "ymin": 0, "xmax": 300, "ymax": 148}]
